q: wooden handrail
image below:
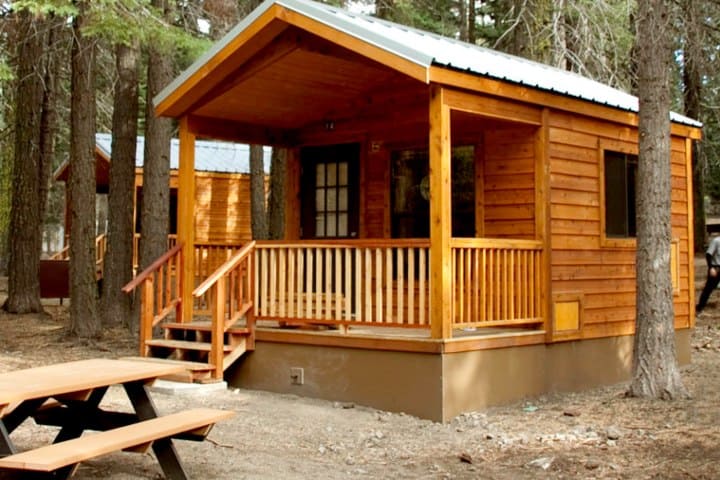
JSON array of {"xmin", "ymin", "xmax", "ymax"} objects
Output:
[
  {"xmin": 193, "ymin": 241, "xmax": 256, "ymax": 297},
  {"xmin": 122, "ymin": 243, "xmax": 184, "ymax": 293},
  {"xmin": 449, "ymin": 237, "xmax": 542, "ymax": 249},
  {"xmin": 255, "ymin": 238, "xmax": 431, "ymax": 249}
]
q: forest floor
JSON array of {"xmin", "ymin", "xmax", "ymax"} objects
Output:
[{"xmin": 0, "ymin": 263, "xmax": 720, "ymax": 479}]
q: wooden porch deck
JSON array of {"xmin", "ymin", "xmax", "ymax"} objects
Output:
[{"xmin": 125, "ymin": 237, "xmax": 548, "ymax": 379}]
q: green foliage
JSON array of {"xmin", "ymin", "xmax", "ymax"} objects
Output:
[
  {"xmin": 9, "ymin": 0, "xmax": 76, "ymax": 17},
  {"xmin": 0, "ymin": 60, "xmax": 12, "ymax": 82}
]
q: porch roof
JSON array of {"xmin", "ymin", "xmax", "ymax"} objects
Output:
[{"xmin": 155, "ymin": 0, "xmax": 700, "ymax": 129}]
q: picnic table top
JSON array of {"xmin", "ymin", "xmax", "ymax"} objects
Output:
[{"xmin": 0, "ymin": 358, "xmax": 185, "ymax": 413}]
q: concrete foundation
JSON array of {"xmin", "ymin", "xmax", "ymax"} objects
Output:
[{"xmin": 226, "ymin": 329, "xmax": 692, "ymax": 422}]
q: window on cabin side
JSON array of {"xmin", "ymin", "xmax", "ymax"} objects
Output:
[{"xmin": 604, "ymin": 150, "xmax": 637, "ymax": 238}]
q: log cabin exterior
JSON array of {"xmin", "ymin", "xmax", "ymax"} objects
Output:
[{"xmin": 140, "ymin": 0, "xmax": 702, "ymax": 421}]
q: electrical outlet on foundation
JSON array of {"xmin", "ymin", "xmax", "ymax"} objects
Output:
[{"xmin": 290, "ymin": 367, "xmax": 304, "ymax": 385}]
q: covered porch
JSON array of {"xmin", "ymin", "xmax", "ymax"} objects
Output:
[{"xmin": 157, "ymin": 16, "xmax": 550, "ymax": 343}]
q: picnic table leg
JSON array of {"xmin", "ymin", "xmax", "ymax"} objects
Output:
[
  {"xmin": 0, "ymin": 420, "xmax": 15, "ymax": 456},
  {"xmin": 53, "ymin": 386, "xmax": 109, "ymax": 444},
  {"xmin": 1, "ymin": 397, "xmax": 48, "ymax": 434},
  {"xmin": 124, "ymin": 381, "xmax": 189, "ymax": 480}
]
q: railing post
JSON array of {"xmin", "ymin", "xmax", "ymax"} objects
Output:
[
  {"xmin": 175, "ymin": 248, "xmax": 183, "ymax": 322},
  {"xmin": 140, "ymin": 276, "xmax": 155, "ymax": 357},
  {"xmin": 246, "ymin": 254, "xmax": 256, "ymax": 350},
  {"xmin": 210, "ymin": 280, "xmax": 226, "ymax": 379}
]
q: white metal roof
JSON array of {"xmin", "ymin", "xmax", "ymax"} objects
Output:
[
  {"xmin": 155, "ymin": 0, "xmax": 701, "ymax": 128},
  {"xmin": 95, "ymin": 133, "xmax": 271, "ymax": 174}
]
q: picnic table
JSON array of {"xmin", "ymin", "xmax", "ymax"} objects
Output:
[{"xmin": 0, "ymin": 358, "xmax": 233, "ymax": 479}]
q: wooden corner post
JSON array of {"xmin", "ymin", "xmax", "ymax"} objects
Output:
[
  {"xmin": 429, "ymin": 85, "xmax": 452, "ymax": 339},
  {"xmin": 178, "ymin": 117, "xmax": 196, "ymax": 323},
  {"xmin": 686, "ymin": 138, "xmax": 696, "ymax": 328},
  {"xmin": 536, "ymin": 109, "xmax": 552, "ymax": 340}
]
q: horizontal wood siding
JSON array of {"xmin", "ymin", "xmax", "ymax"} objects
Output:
[
  {"xmin": 548, "ymin": 111, "xmax": 691, "ymax": 339},
  {"xmin": 194, "ymin": 173, "xmax": 254, "ymax": 244},
  {"xmin": 483, "ymin": 128, "xmax": 536, "ymax": 239}
]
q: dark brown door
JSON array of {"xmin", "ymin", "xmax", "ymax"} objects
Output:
[{"xmin": 300, "ymin": 143, "xmax": 360, "ymax": 239}]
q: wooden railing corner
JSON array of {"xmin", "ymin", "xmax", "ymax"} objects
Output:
[{"xmin": 122, "ymin": 242, "xmax": 184, "ymax": 356}]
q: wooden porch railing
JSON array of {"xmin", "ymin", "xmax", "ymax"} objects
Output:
[
  {"xmin": 50, "ymin": 233, "xmax": 106, "ymax": 261},
  {"xmin": 451, "ymin": 238, "xmax": 543, "ymax": 329},
  {"xmin": 192, "ymin": 242, "xmax": 246, "ymax": 314},
  {"xmin": 193, "ymin": 241, "xmax": 256, "ymax": 370},
  {"xmin": 50, "ymin": 234, "xmax": 107, "ymax": 279},
  {"xmin": 122, "ymin": 243, "xmax": 183, "ymax": 356},
  {"xmin": 254, "ymin": 240, "xmax": 432, "ymax": 328},
  {"xmin": 132, "ymin": 233, "xmax": 177, "ymax": 272}
]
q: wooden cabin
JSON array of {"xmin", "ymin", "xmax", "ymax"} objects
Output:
[
  {"xmin": 53, "ymin": 134, "xmax": 270, "ymax": 269},
  {"xmin": 133, "ymin": 0, "xmax": 701, "ymax": 421}
]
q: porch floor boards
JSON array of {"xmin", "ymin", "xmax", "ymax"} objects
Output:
[{"xmin": 254, "ymin": 320, "xmax": 540, "ymax": 339}]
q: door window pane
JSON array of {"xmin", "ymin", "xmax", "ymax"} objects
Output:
[
  {"xmin": 326, "ymin": 163, "xmax": 337, "ymax": 186},
  {"xmin": 338, "ymin": 187, "xmax": 348, "ymax": 210},
  {"xmin": 327, "ymin": 188, "xmax": 337, "ymax": 210},
  {"xmin": 315, "ymin": 164, "xmax": 325, "ymax": 186},
  {"xmin": 339, "ymin": 163, "xmax": 348, "ymax": 185},
  {"xmin": 326, "ymin": 213, "xmax": 337, "ymax": 236},
  {"xmin": 315, "ymin": 215, "xmax": 325, "ymax": 237},
  {"xmin": 338, "ymin": 213, "xmax": 348, "ymax": 236}
]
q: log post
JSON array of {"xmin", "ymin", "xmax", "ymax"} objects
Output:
[
  {"xmin": 429, "ymin": 85, "xmax": 452, "ymax": 339},
  {"xmin": 178, "ymin": 117, "xmax": 196, "ymax": 323}
]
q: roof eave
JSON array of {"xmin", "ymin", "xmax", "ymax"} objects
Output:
[{"xmin": 154, "ymin": 0, "xmax": 431, "ymax": 119}]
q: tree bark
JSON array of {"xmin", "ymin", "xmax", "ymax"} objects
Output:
[
  {"xmin": 681, "ymin": 0, "xmax": 705, "ymax": 252},
  {"xmin": 268, "ymin": 147, "xmax": 286, "ymax": 240},
  {"xmin": 628, "ymin": 0, "xmax": 687, "ymax": 400},
  {"xmin": 250, "ymin": 145, "xmax": 268, "ymax": 240},
  {"xmin": 3, "ymin": 11, "xmax": 50, "ymax": 314},
  {"xmin": 69, "ymin": 1, "xmax": 100, "ymax": 338},
  {"xmin": 467, "ymin": 0, "xmax": 476, "ymax": 44},
  {"xmin": 139, "ymin": 0, "xmax": 173, "ymax": 273},
  {"xmin": 101, "ymin": 42, "xmax": 140, "ymax": 328}
]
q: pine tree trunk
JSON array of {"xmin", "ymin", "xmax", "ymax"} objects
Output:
[
  {"xmin": 139, "ymin": 0, "xmax": 173, "ymax": 272},
  {"xmin": 467, "ymin": 0, "xmax": 476, "ymax": 44},
  {"xmin": 69, "ymin": 2, "xmax": 100, "ymax": 338},
  {"xmin": 250, "ymin": 145, "xmax": 268, "ymax": 240},
  {"xmin": 3, "ymin": 12, "xmax": 48, "ymax": 314},
  {"xmin": 682, "ymin": 0, "xmax": 705, "ymax": 252},
  {"xmin": 101, "ymin": 42, "xmax": 139, "ymax": 328},
  {"xmin": 268, "ymin": 147, "xmax": 286, "ymax": 240},
  {"xmin": 628, "ymin": 0, "xmax": 687, "ymax": 400}
]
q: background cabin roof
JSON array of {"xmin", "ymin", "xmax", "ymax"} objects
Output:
[
  {"xmin": 94, "ymin": 133, "xmax": 271, "ymax": 174},
  {"xmin": 54, "ymin": 134, "xmax": 271, "ymax": 185},
  {"xmin": 155, "ymin": 0, "xmax": 700, "ymax": 128}
]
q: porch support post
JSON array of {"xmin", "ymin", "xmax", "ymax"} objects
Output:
[
  {"xmin": 429, "ymin": 85, "xmax": 452, "ymax": 339},
  {"xmin": 178, "ymin": 116, "xmax": 196, "ymax": 323},
  {"xmin": 536, "ymin": 109, "xmax": 552, "ymax": 339}
]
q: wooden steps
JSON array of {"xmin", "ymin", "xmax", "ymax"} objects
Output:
[
  {"xmin": 0, "ymin": 408, "xmax": 233, "ymax": 473},
  {"xmin": 146, "ymin": 339, "xmax": 234, "ymax": 353},
  {"xmin": 162, "ymin": 321, "xmax": 250, "ymax": 335},
  {"xmin": 139, "ymin": 321, "xmax": 253, "ymax": 382},
  {"xmin": 121, "ymin": 357, "xmax": 216, "ymax": 383}
]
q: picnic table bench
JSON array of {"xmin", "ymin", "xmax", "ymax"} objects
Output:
[{"xmin": 0, "ymin": 358, "xmax": 233, "ymax": 479}]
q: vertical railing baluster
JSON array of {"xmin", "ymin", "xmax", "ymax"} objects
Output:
[{"xmin": 419, "ymin": 248, "xmax": 426, "ymax": 326}]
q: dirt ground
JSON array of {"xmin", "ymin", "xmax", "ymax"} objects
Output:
[{"xmin": 1, "ymin": 268, "xmax": 719, "ymax": 480}]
